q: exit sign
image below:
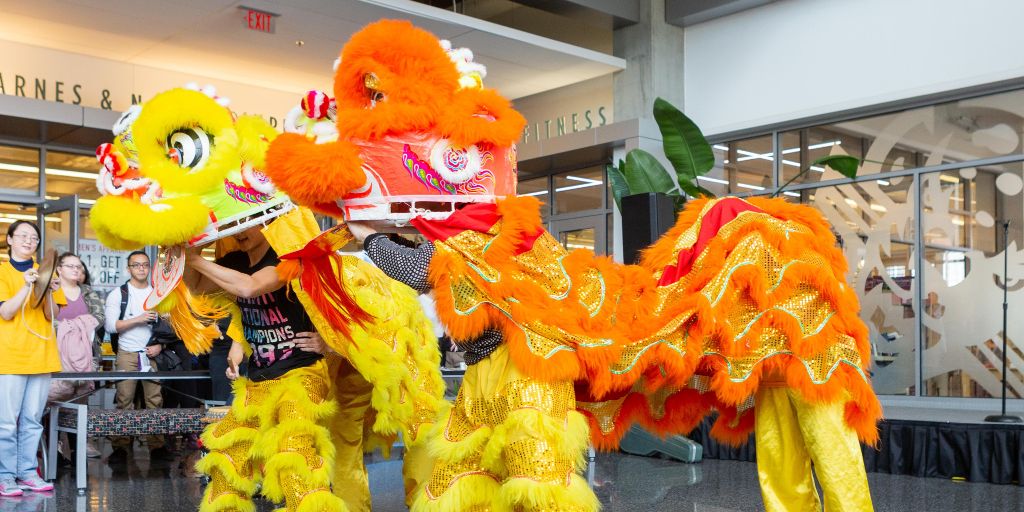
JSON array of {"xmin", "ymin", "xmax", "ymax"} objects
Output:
[{"xmin": 240, "ymin": 6, "xmax": 277, "ymax": 33}]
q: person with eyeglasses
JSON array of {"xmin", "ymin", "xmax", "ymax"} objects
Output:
[
  {"xmin": 103, "ymin": 250, "xmax": 169, "ymax": 463},
  {"xmin": 47, "ymin": 252, "xmax": 106, "ymax": 462},
  {"xmin": 0, "ymin": 220, "xmax": 60, "ymax": 496}
]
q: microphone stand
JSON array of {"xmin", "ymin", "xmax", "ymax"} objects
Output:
[{"xmin": 985, "ymin": 220, "xmax": 1022, "ymax": 423}]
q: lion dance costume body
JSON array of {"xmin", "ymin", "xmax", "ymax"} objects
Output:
[
  {"xmin": 266, "ymin": 20, "xmax": 880, "ymax": 512},
  {"xmin": 89, "ymin": 85, "xmax": 445, "ymax": 512}
]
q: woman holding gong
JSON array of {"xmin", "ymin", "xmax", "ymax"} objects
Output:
[{"xmin": 0, "ymin": 220, "xmax": 59, "ymax": 497}]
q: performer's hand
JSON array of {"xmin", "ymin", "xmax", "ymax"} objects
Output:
[
  {"xmin": 294, "ymin": 331, "xmax": 327, "ymax": 354},
  {"xmin": 50, "ymin": 279, "xmax": 60, "ymax": 292},
  {"xmin": 24, "ymin": 268, "xmax": 39, "ymax": 285},
  {"xmin": 345, "ymin": 221, "xmax": 377, "ymax": 243},
  {"xmin": 145, "ymin": 344, "xmax": 162, "ymax": 357},
  {"xmin": 184, "ymin": 245, "xmax": 206, "ymax": 267},
  {"xmin": 226, "ymin": 341, "xmax": 244, "ymax": 380}
]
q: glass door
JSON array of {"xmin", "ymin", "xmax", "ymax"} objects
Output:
[
  {"xmin": 550, "ymin": 215, "xmax": 606, "ymax": 255},
  {"xmin": 39, "ymin": 195, "xmax": 79, "ymax": 256}
]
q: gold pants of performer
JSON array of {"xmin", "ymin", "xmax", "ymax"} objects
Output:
[
  {"xmin": 412, "ymin": 345, "xmax": 598, "ymax": 512},
  {"xmin": 328, "ymin": 357, "xmax": 434, "ymax": 511},
  {"xmin": 755, "ymin": 387, "xmax": 874, "ymax": 512},
  {"xmin": 197, "ymin": 359, "xmax": 345, "ymax": 512}
]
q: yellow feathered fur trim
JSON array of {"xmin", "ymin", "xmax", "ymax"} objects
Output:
[
  {"xmin": 234, "ymin": 115, "xmax": 278, "ymax": 171},
  {"xmin": 132, "ymin": 88, "xmax": 240, "ymax": 194},
  {"xmin": 425, "ymin": 402, "xmax": 493, "ymax": 464},
  {"xmin": 89, "ymin": 195, "xmax": 209, "ymax": 250},
  {"xmin": 481, "ymin": 409, "xmax": 590, "ymax": 475},
  {"xmin": 496, "ymin": 474, "xmax": 600, "ymax": 512},
  {"xmin": 194, "ymin": 451, "xmax": 258, "ymax": 495},
  {"xmin": 293, "ymin": 490, "xmax": 347, "ymax": 512},
  {"xmin": 198, "ymin": 492, "xmax": 256, "ymax": 512},
  {"xmin": 411, "ymin": 473, "xmax": 500, "ymax": 512}
]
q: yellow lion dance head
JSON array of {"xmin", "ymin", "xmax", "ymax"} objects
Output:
[{"xmin": 90, "ymin": 84, "xmax": 290, "ymax": 250}]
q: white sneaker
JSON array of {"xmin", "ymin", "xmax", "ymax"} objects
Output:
[{"xmin": 0, "ymin": 477, "xmax": 24, "ymax": 497}]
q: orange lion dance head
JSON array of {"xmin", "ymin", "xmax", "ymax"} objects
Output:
[{"xmin": 265, "ymin": 19, "xmax": 526, "ymax": 223}]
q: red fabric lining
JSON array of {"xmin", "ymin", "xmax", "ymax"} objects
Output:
[{"xmin": 658, "ymin": 198, "xmax": 765, "ymax": 286}]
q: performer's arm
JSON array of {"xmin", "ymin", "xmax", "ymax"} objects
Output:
[
  {"xmin": 363, "ymin": 234, "xmax": 435, "ymax": 293},
  {"xmin": 183, "ymin": 247, "xmax": 219, "ymax": 295},
  {"xmin": 187, "ymin": 257, "xmax": 283, "ymax": 299}
]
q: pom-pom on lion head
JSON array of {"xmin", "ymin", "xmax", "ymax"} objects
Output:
[
  {"xmin": 90, "ymin": 85, "xmax": 292, "ymax": 250},
  {"xmin": 265, "ymin": 20, "xmax": 526, "ymax": 223}
]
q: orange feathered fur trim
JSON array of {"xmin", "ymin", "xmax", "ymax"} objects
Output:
[
  {"xmin": 438, "ymin": 88, "xmax": 526, "ymax": 148},
  {"xmin": 264, "ymin": 133, "xmax": 365, "ymax": 208}
]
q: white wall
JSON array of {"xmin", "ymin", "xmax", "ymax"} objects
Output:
[{"xmin": 684, "ymin": 0, "xmax": 1024, "ymax": 136}]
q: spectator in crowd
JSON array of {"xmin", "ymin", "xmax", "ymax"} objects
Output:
[
  {"xmin": 104, "ymin": 250, "xmax": 168, "ymax": 463},
  {"xmin": 0, "ymin": 220, "xmax": 59, "ymax": 496},
  {"xmin": 48, "ymin": 252, "xmax": 106, "ymax": 460}
]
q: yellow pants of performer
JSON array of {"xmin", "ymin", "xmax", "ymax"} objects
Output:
[
  {"xmin": 412, "ymin": 345, "xmax": 598, "ymax": 512},
  {"xmin": 197, "ymin": 359, "xmax": 345, "ymax": 512},
  {"xmin": 755, "ymin": 387, "xmax": 874, "ymax": 512},
  {"xmin": 328, "ymin": 357, "xmax": 434, "ymax": 511}
]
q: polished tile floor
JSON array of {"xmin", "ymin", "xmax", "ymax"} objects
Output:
[{"xmin": 5, "ymin": 441, "xmax": 1024, "ymax": 512}]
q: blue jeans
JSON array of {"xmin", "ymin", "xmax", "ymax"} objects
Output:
[{"xmin": 0, "ymin": 373, "xmax": 51, "ymax": 479}]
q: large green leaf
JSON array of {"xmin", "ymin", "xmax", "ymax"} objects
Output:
[
  {"xmin": 812, "ymin": 155, "xmax": 860, "ymax": 179},
  {"xmin": 606, "ymin": 162, "xmax": 630, "ymax": 211},
  {"xmin": 677, "ymin": 180, "xmax": 716, "ymax": 200},
  {"xmin": 653, "ymin": 97, "xmax": 715, "ymax": 189},
  {"xmin": 623, "ymin": 149, "xmax": 675, "ymax": 195}
]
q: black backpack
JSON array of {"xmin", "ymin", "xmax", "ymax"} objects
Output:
[{"xmin": 101, "ymin": 282, "xmax": 131, "ymax": 354}]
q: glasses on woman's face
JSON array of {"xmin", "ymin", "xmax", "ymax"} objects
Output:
[
  {"xmin": 61, "ymin": 264, "xmax": 84, "ymax": 271},
  {"xmin": 10, "ymin": 234, "xmax": 40, "ymax": 244}
]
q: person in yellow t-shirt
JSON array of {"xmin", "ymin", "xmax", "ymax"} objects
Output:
[{"xmin": 0, "ymin": 221, "xmax": 60, "ymax": 496}]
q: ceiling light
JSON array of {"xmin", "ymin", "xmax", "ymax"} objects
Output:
[
  {"xmin": 0, "ymin": 162, "xmax": 98, "ymax": 180},
  {"xmin": 520, "ymin": 190, "xmax": 548, "ymax": 197},
  {"xmin": 737, "ymin": 183, "xmax": 765, "ymax": 190},
  {"xmin": 783, "ymin": 191, "xmax": 801, "ymax": 197},
  {"xmin": 713, "ymin": 145, "xmax": 729, "ymax": 151},
  {"xmin": 295, "ymin": 40, "xmax": 305, "ymax": 46},
  {"xmin": 697, "ymin": 176, "xmax": 728, "ymax": 185}
]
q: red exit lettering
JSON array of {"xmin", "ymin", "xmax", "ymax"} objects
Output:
[{"xmin": 244, "ymin": 9, "xmax": 275, "ymax": 33}]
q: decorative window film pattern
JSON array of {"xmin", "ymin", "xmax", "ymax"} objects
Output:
[{"xmin": 721, "ymin": 87, "xmax": 1024, "ymax": 398}]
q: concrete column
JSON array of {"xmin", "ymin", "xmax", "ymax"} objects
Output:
[{"xmin": 612, "ymin": 0, "xmax": 686, "ymax": 122}]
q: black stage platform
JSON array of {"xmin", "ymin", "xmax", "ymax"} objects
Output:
[{"xmin": 690, "ymin": 405, "xmax": 1024, "ymax": 486}]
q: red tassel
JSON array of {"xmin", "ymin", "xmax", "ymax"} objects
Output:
[{"xmin": 279, "ymin": 225, "xmax": 373, "ymax": 340}]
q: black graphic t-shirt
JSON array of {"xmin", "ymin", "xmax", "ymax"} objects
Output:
[{"xmin": 217, "ymin": 248, "xmax": 321, "ymax": 381}]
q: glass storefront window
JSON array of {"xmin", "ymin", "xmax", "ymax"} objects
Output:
[
  {"xmin": 553, "ymin": 166, "xmax": 604, "ymax": 215},
  {"xmin": 796, "ymin": 177, "xmax": 918, "ymax": 395},
  {"xmin": 712, "ymin": 135, "xmax": 773, "ymax": 194},
  {"xmin": 921, "ymin": 163, "xmax": 1024, "ymax": 398},
  {"xmin": 518, "ymin": 176, "xmax": 550, "ymax": 221},
  {"xmin": 45, "ymin": 151, "xmax": 101, "ymax": 204},
  {"xmin": 772, "ymin": 88, "xmax": 1024, "ymax": 188},
  {"xmin": 0, "ymin": 145, "xmax": 41, "ymax": 197}
]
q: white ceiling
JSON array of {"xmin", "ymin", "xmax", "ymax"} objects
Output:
[{"xmin": 0, "ymin": 0, "xmax": 625, "ymax": 100}]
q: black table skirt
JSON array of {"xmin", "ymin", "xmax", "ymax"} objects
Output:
[{"xmin": 689, "ymin": 416, "xmax": 1024, "ymax": 485}]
